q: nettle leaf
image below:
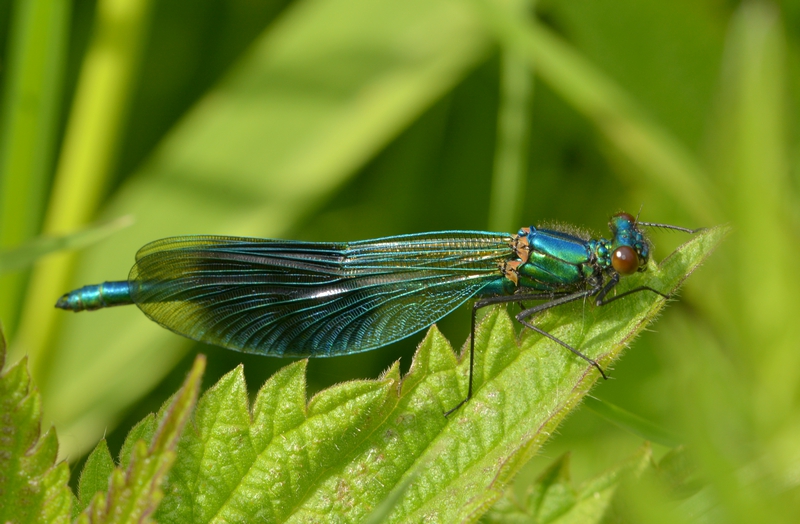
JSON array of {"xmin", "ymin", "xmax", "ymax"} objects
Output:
[
  {"xmin": 75, "ymin": 355, "xmax": 205, "ymax": 523},
  {"xmin": 482, "ymin": 445, "xmax": 652, "ymax": 524},
  {"xmin": 77, "ymin": 440, "xmax": 115, "ymax": 512},
  {"xmin": 152, "ymin": 226, "xmax": 726, "ymax": 523},
  {"xmin": 0, "ymin": 325, "xmax": 73, "ymax": 522}
]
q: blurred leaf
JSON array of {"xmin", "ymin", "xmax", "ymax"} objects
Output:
[
  {"xmin": 0, "ymin": 325, "xmax": 73, "ymax": 522},
  {"xmin": 118, "ymin": 0, "xmax": 292, "ymax": 174},
  {"xmin": 706, "ymin": 1, "xmax": 800, "ymax": 424},
  {"xmin": 652, "ymin": 446, "xmax": 703, "ymax": 500},
  {"xmin": 612, "ymin": 443, "xmax": 714, "ymax": 524},
  {"xmin": 36, "ymin": 0, "xmax": 493, "ymax": 460},
  {"xmin": 652, "ymin": 310, "xmax": 772, "ymax": 523},
  {"xmin": 546, "ymin": 0, "xmax": 725, "ymax": 156},
  {"xmin": 584, "ymin": 396, "xmax": 681, "ymax": 448},
  {"xmin": 482, "ymin": 445, "xmax": 651, "ymax": 524},
  {"xmin": 76, "ymin": 355, "xmax": 205, "ymax": 523},
  {"xmin": 488, "ymin": 0, "xmax": 533, "ymax": 232},
  {"xmin": 13, "ymin": 0, "xmax": 156, "ymax": 378},
  {"xmin": 148, "ymin": 227, "xmax": 722, "ymax": 522},
  {"xmin": 0, "ymin": 0, "xmax": 71, "ymax": 331},
  {"xmin": 650, "ymin": 5, "xmax": 800, "ymax": 521},
  {"xmin": 474, "ymin": 0, "xmax": 721, "ymax": 224},
  {"xmin": 0, "ymin": 215, "xmax": 133, "ymax": 273}
]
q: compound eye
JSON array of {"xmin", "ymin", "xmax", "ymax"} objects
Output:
[
  {"xmin": 611, "ymin": 246, "xmax": 639, "ymax": 275},
  {"xmin": 613, "ymin": 212, "xmax": 636, "ymax": 224}
]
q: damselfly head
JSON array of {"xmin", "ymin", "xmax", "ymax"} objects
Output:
[{"xmin": 608, "ymin": 212, "xmax": 650, "ymax": 275}]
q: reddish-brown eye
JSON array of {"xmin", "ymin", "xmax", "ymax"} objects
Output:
[
  {"xmin": 613, "ymin": 212, "xmax": 636, "ymax": 223},
  {"xmin": 611, "ymin": 246, "xmax": 639, "ymax": 275}
]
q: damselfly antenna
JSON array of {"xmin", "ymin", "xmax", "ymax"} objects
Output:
[{"xmin": 637, "ymin": 221, "xmax": 702, "ymax": 234}]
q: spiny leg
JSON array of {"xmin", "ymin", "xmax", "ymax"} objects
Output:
[
  {"xmin": 595, "ymin": 272, "xmax": 670, "ymax": 306},
  {"xmin": 518, "ymin": 275, "xmax": 671, "ymax": 380},
  {"xmin": 444, "ymin": 291, "xmax": 570, "ymax": 417},
  {"xmin": 515, "ymin": 288, "xmax": 608, "ymax": 379}
]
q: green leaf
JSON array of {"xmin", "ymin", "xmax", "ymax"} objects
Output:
[
  {"xmin": 0, "ymin": 0, "xmax": 71, "ymax": 330},
  {"xmin": 118, "ymin": 413, "xmax": 157, "ymax": 470},
  {"xmin": 473, "ymin": 0, "xmax": 720, "ymax": 224},
  {"xmin": 487, "ymin": 0, "xmax": 534, "ymax": 232},
  {"xmin": 651, "ymin": 446, "xmax": 703, "ymax": 500},
  {"xmin": 151, "ymin": 226, "xmax": 726, "ymax": 522},
  {"xmin": 611, "ymin": 443, "xmax": 713, "ymax": 523},
  {"xmin": 362, "ymin": 467, "xmax": 419, "ymax": 524},
  {"xmin": 75, "ymin": 355, "xmax": 205, "ymax": 523},
  {"xmin": 0, "ymin": 324, "xmax": 73, "ymax": 522},
  {"xmin": 482, "ymin": 445, "xmax": 652, "ymax": 524},
  {"xmin": 583, "ymin": 396, "xmax": 681, "ymax": 448},
  {"xmin": 77, "ymin": 440, "xmax": 115, "ymax": 512},
  {"xmin": 0, "ymin": 215, "xmax": 133, "ymax": 273}
]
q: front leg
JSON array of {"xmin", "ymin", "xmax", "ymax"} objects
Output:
[
  {"xmin": 594, "ymin": 272, "xmax": 669, "ymax": 306},
  {"xmin": 444, "ymin": 291, "xmax": 571, "ymax": 417},
  {"xmin": 515, "ymin": 288, "xmax": 608, "ymax": 379}
]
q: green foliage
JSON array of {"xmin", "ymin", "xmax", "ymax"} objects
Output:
[
  {"xmin": 482, "ymin": 445, "xmax": 651, "ymax": 524},
  {"xmin": 123, "ymin": 228, "xmax": 716, "ymax": 523},
  {"xmin": 8, "ymin": 0, "xmax": 495, "ymax": 458},
  {"xmin": 0, "ymin": 226, "xmax": 714, "ymax": 523},
  {"xmin": 74, "ymin": 355, "xmax": 204, "ymax": 523},
  {"xmin": 474, "ymin": 0, "xmax": 719, "ymax": 223},
  {"xmin": 583, "ymin": 397, "xmax": 680, "ymax": 448},
  {"xmin": 0, "ymin": 324, "xmax": 73, "ymax": 522},
  {"xmin": 77, "ymin": 440, "xmax": 115, "ymax": 512},
  {"xmin": 0, "ymin": 216, "xmax": 132, "ymax": 273},
  {"xmin": 0, "ymin": 0, "xmax": 798, "ymax": 521},
  {"xmin": 0, "ymin": 0, "xmax": 70, "ymax": 330},
  {"xmin": 0, "ymin": 323, "xmax": 204, "ymax": 524}
]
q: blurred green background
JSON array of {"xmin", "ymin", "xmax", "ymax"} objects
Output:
[{"xmin": 1, "ymin": 0, "xmax": 799, "ymax": 520}]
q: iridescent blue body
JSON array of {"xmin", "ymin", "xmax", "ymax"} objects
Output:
[
  {"xmin": 57, "ymin": 212, "xmax": 692, "ymax": 413},
  {"xmin": 57, "ymin": 281, "xmax": 133, "ymax": 311}
]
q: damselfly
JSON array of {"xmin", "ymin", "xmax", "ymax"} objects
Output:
[{"xmin": 56, "ymin": 212, "xmax": 697, "ymax": 414}]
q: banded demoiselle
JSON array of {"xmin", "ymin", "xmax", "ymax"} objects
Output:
[{"xmin": 56, "ymin": 212, "xmax": 697, "ymax": 414}]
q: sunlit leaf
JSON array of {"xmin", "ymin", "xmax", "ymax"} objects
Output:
[
  {"xmin": 75, "ymin": 355, "xmax": 205, "ymax": 523},
  {"xmin": 77, "ymin": 440, "xmax": 115, "ymax": 512}
]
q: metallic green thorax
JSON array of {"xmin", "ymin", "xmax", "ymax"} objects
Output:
[{"xmin": 501, "ymin": 214, "xmax": 651, "ymax": 293}]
